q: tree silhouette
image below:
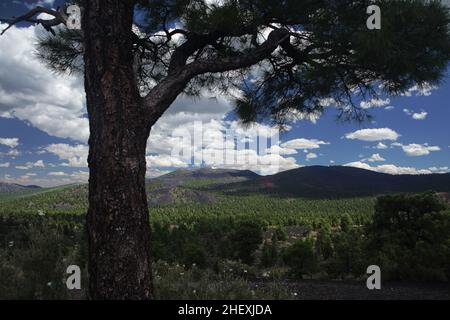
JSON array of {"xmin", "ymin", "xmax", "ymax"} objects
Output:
[{"xmin": 1, "ymin": 0, "xmax": 449, "ymax": 299}]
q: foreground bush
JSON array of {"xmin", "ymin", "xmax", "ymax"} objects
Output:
[
  {"xmin": 282, "ymin": 239, "xmax": 318, "ymax": 279},
  {"xmin": 367, "ymin": 192, "xmax": 450, "ymax": 281}
]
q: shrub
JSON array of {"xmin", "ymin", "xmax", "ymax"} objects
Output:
[
  {"xmin": 229, "ymin": 221, "xmax": 263, "ymax": 265},
  {"xmin": 273, "ymin": 227, "xmax": 288, "ymax": 241},
  {"xmin": 325, "ymin": 229, "xmax": 366, "ymax": 279},
  {"xmin": 260, "ymin": 240, "xmax": 279, "ymax": 268},
  {"xmin": 367, "ymin": 192, "xmax": 450, "ymax": 281},
  {"xmin": 282, "ymin": 239, "xmax": 318, "ymax": 278},
  {"xmin": 182, "ymin": 243, "xmax": 207, "ymax": 268}
]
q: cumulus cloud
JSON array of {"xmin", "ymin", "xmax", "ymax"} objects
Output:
[
  {"xmin": 146, "ymin": 154, "xmax": 189, "ymax": 168},
  {"xmin": 138, "ymin": 91, "xmax": 307, "ymax": 176},
  {"xmin": 402, "ymin": 83, "xmax": 438, "ymax": 97},
  {"xmin": 14, "ymin": 160, "xmax": 45, "ymax": 170},
  {"xmin": 24, "ymin": 0, "xmax": 55, "ymax": 9},
  {"xmin": 48, "ymin": 171, "xmax": 68, "ymax": 177},
  {"xmin": 281, "ymin": 138, "xmax": 329, "ymax": 150},
  {"xmin": 306, "ymin": 152, "xmax": 318, "ymax": 161},
  {"xmin": 403, "ymin": 109, "xmax": 428, "ymax": 120},
  {"xmin": 0, "ymin": 162, "xmax": 10, "ymax": 168},
  {"xmin": 429, "ymin": 166, "xmax": 450, "ymax": 174},
  {"xmin": 0, "ymin": 23, "xmax": 89, "ymax": 142},
  {"xmin": 375, "ymin": 142, "xmax": 388, "ymax": 150},
  {"xmin": 45, "ymin": 144, "xmax": 88, "ymax": 167},
  {"xmin": 400, "ymin": 143, "xmax": 440, "ymax": 157},
  {"xmin": 0, "ymin": 149, "xmax": 20, "ymax": 158},
  {"xmin": 3, "ymin": 169, "xmax": 89, "ymax": 187},
  {"xmin": 344, "ymin": 161, "xmax": 432, "ymax": 175},
  {"xmin": 345, "ymin": 128, "xmax": 400, "ymax": 142},
  {"xmin": 360, "ymin": 98, "xmax": 390, "ymax": 110},
  {"xmin": 146, "ymin": 110, "xmax": 304, "ymax": 175},
  {"xmin": 266, "ymin": 145, "xmax": 298, "ymax": 156},
  {"xmin": 34, "ymin": 160, "xmax": 45, "ymax": 168},
  {"xmin": 69, "ymin": 170, "xmax": 89, "ymax": 182},
  {"xmin": 412, "ymin": 112, "xmax": 428, "ymax": 120},
  {"xmin": 366, "ymin": 153, "xmax": 386, "ymax": 162},
  {"xmin": 0, "ymin": 137, "xmax": 19, "ymax": 148}
]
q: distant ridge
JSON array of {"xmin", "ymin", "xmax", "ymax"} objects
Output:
[
  {"xmin": 150, "ymin": 167, "xmax": 258, "ymax": 186},
  {"xmin": 219, "ymin": 166, "xmax": 450, "ymax": 198},
  {"xmin": 0, "ymin": 182, "xmax": 41, "ymax": 196},
  {"xmin": 2, "ymin": 166, "xmax": 449, "ymax": 200},
  {"xmin": 162, "ymin": 167, "xmax": 258, "ymax": 178}
]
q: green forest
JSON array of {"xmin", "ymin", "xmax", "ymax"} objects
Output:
[{"xmin": 1, "ymin": 176, "xmax": 449, "ymax": 299}]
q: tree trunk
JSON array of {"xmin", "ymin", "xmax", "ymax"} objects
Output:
[{"xmin": 82, "ymin": 0, "xmax": 154, "ymax": 299}]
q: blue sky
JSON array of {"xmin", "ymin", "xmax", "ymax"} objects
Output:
[{"xmin": 0, "ymin": 0, "xmax": 449, "ymax": 186}]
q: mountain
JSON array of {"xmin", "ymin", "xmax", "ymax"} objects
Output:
[
  {"xmin": 0, "ymin": 182, "xmax": 41, "ymax": 197},
  {"xmin": 149, "ymin": 168, "xmax": 258, "ymax": 187},
  {"xmin": 219, "ymin": 166, "xmax": 450, "ymax": 198},
  {"xmin": 146, "ymin": 168, "xmax": 259, "ymax": 205},
  {"xmin": 157, "ymin": 167, "xmax": 258, "ymax": 180}
]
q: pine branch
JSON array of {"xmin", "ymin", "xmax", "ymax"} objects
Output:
[{"xmin": 0, "ymin": 6, "xmax": 67, "ymax": 36}]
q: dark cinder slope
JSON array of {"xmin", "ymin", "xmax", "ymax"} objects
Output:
[
  {"xmin": 150, "ymin": 167, "xmax": 258, "ymax": 187},
  {"xmin": 145, "ymin": 168, "xmax": 259, "ymax": 205},
  {"xmin": 223, "ymin": 166, "xmax": 450, "ymax": 198},
  {"xmin": 159, "ymin": 167, "xmax": 258, "ymax": 180}
]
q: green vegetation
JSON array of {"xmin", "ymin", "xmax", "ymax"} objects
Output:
[
  {"xmin": 0, "ymin": 179, "xmax": 449, "ymax": 299},
  {"xmin": 283, "ymin": 239, "xmax": 318, "ymax": 278},
  {"xmin": 367, "ymin": 193, "xmax": 450, "ymax": 281}
]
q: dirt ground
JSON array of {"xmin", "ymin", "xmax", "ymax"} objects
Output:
[{"xmin": 280, "ymin": 280, "xmax": 450, "ymax": 300}]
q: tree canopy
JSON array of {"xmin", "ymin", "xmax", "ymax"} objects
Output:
[{"xmin": 6, "ymin": 0, "xmax": 447, "ymax": 127}]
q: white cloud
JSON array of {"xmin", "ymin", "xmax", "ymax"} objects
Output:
[
  {"xmin": 403, "ymin": 83, "xmax": 438, "ymax": 97},
  {"xmin": 146, "ymin": 168, "xmax": 173, "ymax": 178},
  {"xmin": 0, "ymin": 23, "xmax": 89, "ymax": 142},
  {"xmin": 0, "ymin": 162, "xmax": 10, "ymax": 168},
  {"xmin": 281, "ymin": 138, "xmax": 329, "ymax": 150},
  {"xmin": 306, "ymin": 152, "xmax": 318, "ymax": 161},
  {"xmin": 24, "ymin": 0, "xmax": 55, "ymax": 9},
  {"xmin": 375, "ymin": 142, "xmax": 388, "ymax": 150},
  {"xmin": 0, "ymin": 137, "xmax": 19, "ymax": 148},
  {"xmin": 15, "ymin": 165, "xmax": 30, "ymax": 170},
  {"xmin": 217, "ymin": 153, "xmax": 301, "ymax": 176},
  {"xmin": 14, "ymin": 160, "xmax": 45, "ymax": 170},
  {"xmin": 360, "ymin": 98, "xmax": 390, "ymax": 109},
  {"xmin": 145, "ymin": 103, "xmax": 304, "ymax": 175},
  {"xmin": 412, "ymin": 112, "xmax": 428, "ymax": 120},
  {"xmin": 33, "ymin": 160, "xmax": 45, "ymax": 168},
  {"xmin": 345, "ymin": 128, "xmax": 400, "ymax": 142},
  {"xmin": 367, "ymin": 153, "xmax": 386, "ymax": 162},
  {"xmin": 403, "ymin": 109, "xmax": 428, "ymax": 120},
  {"xmin": 266, "ymin": 145, "xmax": 298, "ymax": 156},
  {"xmin": 48, "ymin": 171, "xmax": 68, "ymax": 176},
  {"xmin": 400, "ymin": 143, "xmax": 440, "ymax": 157},
  {"xmin": 162, "ymin": 126, "xmax": 300, "ymax": 175},
  {"xmin": 45, "ymin": 144, "xmax": 88, "ymax": 167},
  {"xmin": 0, "ymin": 149, "xmax": 20, "ymax": 158},
  {"xmin": 428, "ymin": 166, "xmax": 449, "ymax": 174},
  {"xmin": 146, "ymin": 155, "xmax": 188, "ymax": 168},
  {"xmin": 69, "ymin": 171, "xmax": 89, "ymax": 182},
  {"xmin": 344, "ymin": 161, "xmax": 432, "ymax": 175}
]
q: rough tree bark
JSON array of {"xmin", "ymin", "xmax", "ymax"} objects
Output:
[{"xmin": 83, "ymin": 0, "xmax": 154, "ymax": 299}]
